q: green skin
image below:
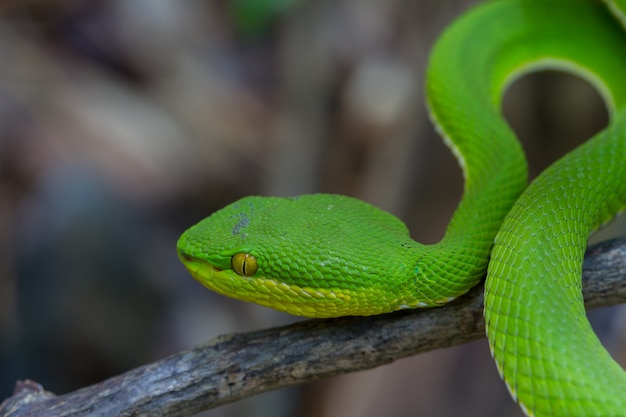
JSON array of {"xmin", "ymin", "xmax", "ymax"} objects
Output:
[{"xmin": 177, "ymin": 0, "xmax": 626, "ymax": 415}]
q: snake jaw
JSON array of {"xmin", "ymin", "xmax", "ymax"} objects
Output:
[{"xmin": 178, "ymin": 247, "xmax": 374, "ymax": 317}]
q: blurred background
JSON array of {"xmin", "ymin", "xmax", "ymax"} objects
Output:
[{"xmin": 1, "ymin": 0, "xmax": 625, "ymax": 416}]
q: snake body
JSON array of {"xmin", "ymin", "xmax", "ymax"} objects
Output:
[{"xmin": 178, "ymin": 0, "xmax": 626, "ymax": 415}]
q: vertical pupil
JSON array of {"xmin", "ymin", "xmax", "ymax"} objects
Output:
[{"xmin": 232, "ymin": 253, "xmax": 256, "ymax": 276}]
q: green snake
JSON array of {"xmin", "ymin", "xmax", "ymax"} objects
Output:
[{"xmin": 177, "ymin": 0, "xmax": 626, "ymax": 415}]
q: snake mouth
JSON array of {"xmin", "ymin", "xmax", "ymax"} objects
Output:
[
  {"xmin": 176, "ymin": 250, "xmax": 243, "ymax": 298},
  {"xmin": 178, "ymin": 252, "xmax": 194, "ymax": 264},
  {"xmin": 177, "ymin": 250, "xmax": 221, "ymax": 278}
]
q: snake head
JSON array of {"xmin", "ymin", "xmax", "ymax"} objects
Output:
[{"xmin": 177, "ymin": 194, "xmax": 420, "ymax": 318}]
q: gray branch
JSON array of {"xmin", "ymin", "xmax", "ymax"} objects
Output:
[{"xmin": 2, "ymin": 238, "xmax": 626, "ymax": 417}]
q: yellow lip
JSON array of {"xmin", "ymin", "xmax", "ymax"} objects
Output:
[
  {"xmin": 179, "ymin": 253, "xmax": 213, "ymax": 278},
  {"xmin": 178, "ymin": 251, "xmax": 379, "ymax": 318},
  {"xmin": 178, "ymin": 252, "xmax": 242, "ymax": 297}
]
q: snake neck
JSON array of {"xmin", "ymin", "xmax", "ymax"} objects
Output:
[
  {"xmin": 401, "ymin": 161, "xmax": 526, "ymax": 306},
  {"xmin": 401, "ymin": 0, "xmax": 533, "ymax": 306},
  {"xmin": 405, "ymin": 0, "xmax": 626, "ymax": 308}
]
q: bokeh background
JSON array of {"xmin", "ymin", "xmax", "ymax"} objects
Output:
[{"xmin": 1, "ymin": 0, "xmax": 625, "ymax": 416}]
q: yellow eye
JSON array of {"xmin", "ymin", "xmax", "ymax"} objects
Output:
[{"xmin": 231, "ymin": 253, "xmax": 258, "ymax": 276}]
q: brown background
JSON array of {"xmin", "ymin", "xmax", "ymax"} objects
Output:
[{"xmin": 0, "ymin": 1, "xmax": 624, "ymax": 416}]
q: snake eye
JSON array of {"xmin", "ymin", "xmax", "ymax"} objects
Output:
[{"xmin": 231, "ymin": 253, "xmax": 258, "ymax": 276}]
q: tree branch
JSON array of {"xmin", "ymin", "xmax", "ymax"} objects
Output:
[{"xmin": 2, "ymin": 238, "xmax": 626, "ymax": 417}]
